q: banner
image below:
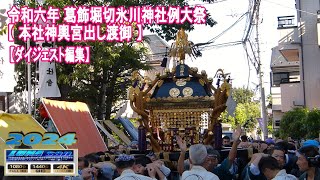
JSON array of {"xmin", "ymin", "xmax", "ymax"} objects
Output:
[
  {"xmin": 37, "ymin": 58, "xmax": 61, "ymax": 98},
  {"xmin": 256, "ymin": 118, "xmax": 266, "ymax": 134},
  {"xmin": 226, "ymin": 94, "xmax": 237, "ymax": 117}
]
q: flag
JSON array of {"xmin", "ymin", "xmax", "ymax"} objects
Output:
[
  {"xmin": 37, "ymin": 58, "xmax": 61, "ymax": 98},
  {"xmin": 256, "ymin": 118, "xmax": 266, "ymax": 135},
  {"xmin": 42, "ymin": 98, "xmax": 108, "ymax": 156},
  {"xmin": 226, "ymin": 94, "xmax": 237, "ymax": 117}
]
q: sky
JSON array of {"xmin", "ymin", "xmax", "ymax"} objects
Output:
[
  {"xmin": 144, "ymin": 0, "xmax": 297, "ymax": 96},
  {"xmin": 0, "ymin": 0, "xmax": 15, "ymax": 92}
]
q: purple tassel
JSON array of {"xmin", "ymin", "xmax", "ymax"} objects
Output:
[
  {"xmin": 120, "ymin": 83, "xmax": 125, "ymax": 90},
  {"xmin": 214, "ymin": 122, "xmax": 222, "ymax": 149},
  {"xmin": 140, "ymin": 83, "xmax": 146, "ymax": 91},
  {"xmin": 133, "ymin": 80, "xmax": 139, "ymax": 88},
  {"xmin": 138, "ymin": 126, "xmax": 147, "ymax": 152}
]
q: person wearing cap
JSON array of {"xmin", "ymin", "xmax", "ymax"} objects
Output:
[
  {"xmin": 181, "ymin": 144, "xmax": 220, "ymax": 180},
  {"xmin": 302, "ymin": 140, "xmax": 319, "ymax": 150},
  {"xmin": 266, "ymin": 138, "xmax": 275, "ymax": 145},
  {"xmin": 114, "ymin": 154, "xmax": 157, "ymax": 180},
  {"xmin": 266, "ymin": 138, "xmax": 276, "ymax": 151},
  {"xmin": 296, "ymin": 144, "xmax": 320, "ymax": 180}
]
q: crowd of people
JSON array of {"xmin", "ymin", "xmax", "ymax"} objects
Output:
[{"xmin": 1, "ymin": 127, "xmax": 319, "ymax": 180}]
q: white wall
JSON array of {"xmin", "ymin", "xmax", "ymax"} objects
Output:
[
  {"xmin": 280, "ymin": 83, "xmax": 303, "ymax": 112},
  {"xmin": 271, "ymin": 87, "xmax": 282, "ymax": 110},
  {"xmin": 299, "ymin": 0, "xmax": 320, "ymax": 109}
]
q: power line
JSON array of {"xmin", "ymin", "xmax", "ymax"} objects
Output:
[
  {"xmin": 242, "ymin": 0, "xmax": 256, "ymax": 42},
  {"xmin": 243, "ymin": 42, "xmax": 256, "ymax": 72},
  {"xmin": 191, "ymin": 0, "xmax": 230, "ymax": 6},
  {"xmin": 193, "ymin": 11, "xmax": 248, "ymax": 49},
  {"xmin": 207, "ymin": 12, "xmax": 249, "ymax": 44},
  {"xmin": 146, "ymin": 0, "xmax": 254, "ymax": 57},
  {"xmin": 242, "ymin": 43, "xmax": 251, "ymax": 89},
  {"xmin": 263, "ymin": 0, "xmax": 318, "ymax": 16},
  {"xmin": 242, "ymin": 0, "xmax": 253, "ymax": 40},
  {"xmin": 201, "ymin": 40, "xmax": 243, "ymax": 50},
  {"xmin": 248, "ymin": 39, "xmax": 259, "ymax": 73}
]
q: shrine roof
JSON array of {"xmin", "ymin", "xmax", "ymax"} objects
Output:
[
  {"xmin": 150, "ymin": 64, "xmax": 213, "ymax": 100},
  {"xmin": 151, "ymin": 77, "xmax": 213, "ymax": 99}
]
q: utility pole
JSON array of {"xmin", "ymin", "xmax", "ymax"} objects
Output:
[{"xmin": 255, "ymin": 0, "xmax": 268, "ymax": 140}]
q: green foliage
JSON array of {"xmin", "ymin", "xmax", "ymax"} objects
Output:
[
  {"xmin": 221, "ymin": 87, "xmax": 260, "ymax": 132},
  {"xmin": 0, "ymin": 25, "xmax": 7, "ymax": 36},
  {"xmin": 280, "ymin": 108, "xmax": 320, "ymax": 139},
  {"xmin": 305, "ymin": 109, "xmax": 320, "ymax": 138},
  {"xmin": 267, "ymin": 117, "xmax": 273, "ymax": 135},
  {"xmin": 273, "ymin": 130, "xmax": 280, "ymax": 138},
  {"xmin": 232, "ymin": 86, "xmax": 255, "ymax": 104}
]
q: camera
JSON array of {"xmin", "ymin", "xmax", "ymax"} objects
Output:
[{"xmin": 309, "ymin": 155, "xmax": 320, "ymax": 167}]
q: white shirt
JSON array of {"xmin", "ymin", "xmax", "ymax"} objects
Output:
[
  {"xmin": 181, "ymin": 165, "xmax": 220, "ymax": 180},
  {"xmin": 249, "ymin": 163, "xmax": 260, "ymax": 175},
  {"xmin": 272, "ymin": 169, "xmax": 297, "ymax": 180},
  {"xmin": 115, "ymin": 169, "xmax": 157, "ymax": 180}
]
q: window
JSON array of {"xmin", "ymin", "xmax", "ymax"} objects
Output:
[
  {"xmin": 275, "ymin": 120, "xmax": 281, "ymax": 127},
  {"xmin": 272, "ymin": 73, "xmax": 289, "ymax": 86},
  {"xmin": 278, "ymin": 16, "xmax": 296, "ymax": 28}
]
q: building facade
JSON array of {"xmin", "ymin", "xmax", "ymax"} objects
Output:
[
  {"xmin": 270, "ymin": 0, "xmax": 320, "ymax": 129},
  {"xmin": 115, "ymin": 34, "xmax": 170, "ymax": 119},
  {"xmin": 140, "ymin": 34, "xmax": 170, "ymax": 80}
]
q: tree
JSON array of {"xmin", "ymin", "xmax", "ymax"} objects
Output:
[
  {"xmin": 12, "ymin": 0, "xmax": 217, "ymax": 119},
  {"xmin": 221, "ymin": 87, "xmax": 260, "ymax": 132},
  {"xmin": 279, "ymin": 108, "xmax": 308, "ymax": 139},
  {"xmin": 305, "ymin": 109, "xmax": 320, "ymax": 139},
  {"xmin": 279, "ymin": 108, "xmax": 320, "ymax": 139},
  {"xmin": 232, "ymin": 86, "xmax": 255, "ymax": 104}
]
